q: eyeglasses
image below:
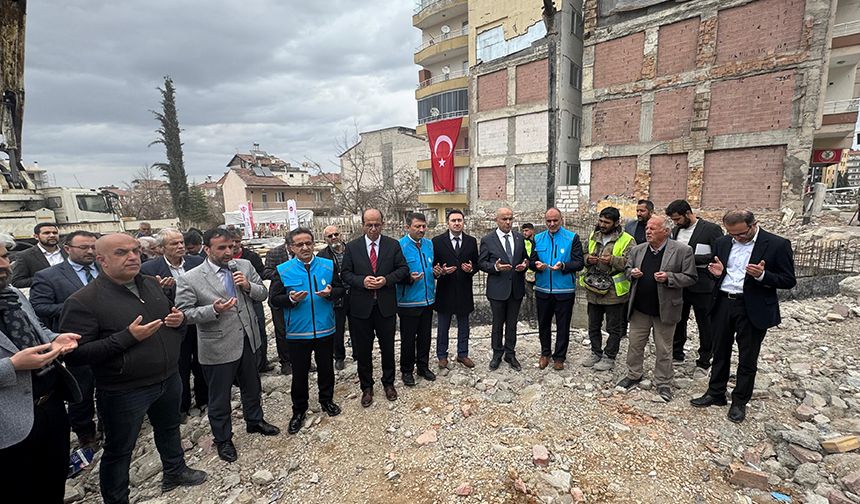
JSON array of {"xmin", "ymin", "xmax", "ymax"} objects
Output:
[
  {"xmin": 728, "ymin": 225, "xmax": 754, "ymax": 238},
  {"xmin": 67, "ymin": 245, "xmax": 97, "ymax": 251},
  {"xmin": 325, "ymin": 233, "xmax": 340, "ymax": 238},
  {"xmin": 292, "ymin": 242, "xmax": 314, "ymax": 248}
]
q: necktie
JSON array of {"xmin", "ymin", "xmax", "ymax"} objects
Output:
[
  {"xmin": 504, "ymin": 234, "xmax": 513, "ymax": 262},
  {"xmin": 369, "ymin": 242, "xmax": 377, "ymax": 274},
  {"xmin": 454, "ymin": 236, "xmax": 461, "ymax": 254},
  {"xmin": 83, "ymin": 265, "xmax": 94, "ymax": 284},
  {"xmin": 415, "ymin": 240, "xmax": 422, "ymax": 250},
  {"xmin": 221, "ymin": 268, "xmax": 237, "ymax": 298}
]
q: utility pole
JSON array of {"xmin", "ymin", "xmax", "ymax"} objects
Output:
[{"xmin": 542, "ymin": 0, "xmax": 558, "ymax": 208}]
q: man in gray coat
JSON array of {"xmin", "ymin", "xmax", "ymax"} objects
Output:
[
  {"xmin": 618, "ymin": 216, "xmax": 697, "ymax": 402},
  {"xmin": 176, "ymin": 228, "xmax": 280, "ymax": 463}
]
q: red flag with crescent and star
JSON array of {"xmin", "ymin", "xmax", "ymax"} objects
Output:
[{"xmin": 426, "ymin": 117, "xmax": 461, "ymax": 192}]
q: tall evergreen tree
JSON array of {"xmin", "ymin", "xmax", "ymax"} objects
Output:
[{"xmin": 150, "ymin": 76, "xmax": 191, "ymax": 222}]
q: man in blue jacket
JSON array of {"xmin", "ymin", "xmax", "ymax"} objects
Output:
[
  {"xmin": 529, "ymin": 208, "xmax": 585, "ymax": 370},
  {"xmin": 397, "ymin": 212, "xmax": 437, "ymax": 386},
  {"xmin": 269, "ymin": 227, "xmax": 344, "ymax": 434}
]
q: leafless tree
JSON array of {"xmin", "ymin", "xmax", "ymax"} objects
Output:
[{"xmin": 119, "ymin": 165, "xmax": 174, "ymax": 220}]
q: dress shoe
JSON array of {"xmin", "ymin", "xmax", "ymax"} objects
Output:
[
  {"xmin": 417, "ymin": 368, "xmax": 436, "ymax": 381},
  {"xmin": 456, "ymin": 356, "xmax": 475, "ymax": 368},
  {"xmin": 504, "ymin": 355, "xmax": 522, "ymax": 371},
  {"xmin": 246, "ymin": 420, "xmax": 280, "ymax": 436},
  {"xmin": 539, "ymin": 356, "xmax": 550, "ymax": 369},
  {"xmin": 162, "ymin": 466, "xmax": 208, "ymax": 492},
  {"xmin": 489, "ymin": 356, "xmax": 502, "ymax": 370},
  {"xmin": 728, "ymin": 403, "xmax": 747, "ymax": 423},
  {"xmin": 689, "ymin": 393, "xmax": 728, "ymax": 408},
  {"xmin": 334, "ymin": 359, "xmax": 345, "ymax": 371},
  {"xmin": 616, "ymin": 377, "xmax": 642, "ymax": 389},
  {"xmin": 216, "ymin": 440, "xmax": 238, "ymax": 463},
  {"xmin": 402, "ymin": 373, "xmax": 416, "ymax": 387},
  {"xmin": 320, "ymin": 401, "xmax": 341, "ymax": 417},
  {"xmin": 179, "ymin": 412, "xmax": 189, "ymax": 425},
  {"xmin": 77, "ymin": 432, "xmax": 100, "ymax": 450},
  {"xmin": 259, "ymin": 362, "xmax": 275, "ymax": 373},
  {"xmin": 553, "ymin": 360, "xmax": 564, "ymax": 371},
  {"xmin": 361, "ymin": 389, "xmax": 373, "ymax": 408},
  {"xmin": 438, "ymin": 358, "xmax": 449, "ymax": 369},
  {"xmin": 280, "ymin": 363, "xmax": 293, "ymax": 376},
  {"xmin": 287, "ymin": 412, "xmax": 306, "ymax": 435},
  {"xmin": 657, "ymin": 386, "xmax": 673, "ymax": 402},
  {"xmin": 384, "ymin": 384, "xmax": 398, "ymax": 401}
]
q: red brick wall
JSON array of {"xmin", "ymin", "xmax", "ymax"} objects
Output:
[
  {"xmin": 516, "ymin": 58, "xmax": 549, "ymax": 105},
  {"xmin": 716, "ymin": 0, "xmax": 805, "ymax": 64},
  {"xmin": 652, "ymin": 87, "xmax": 695, "ymax": 141},
  {"xmin": 477, "ymin": 70, "xmax": 508, "ymax": 112},
  {"xmin": 657, "ymin": 17, "xmax": 699, "ymax": 77},
  {"xmin": 708, "ymin": 71, "xmax": 795, "ymax": 136},
  {"xmin": 649, "ymin": 154, "xmax": 689, "ymax": 207},
  {"xmin": 594, "ymin": 32, "xmax": 645, "ymax": 88},
  {"xmin": 702, "ymin": 146, "xmax": 786, "ymax": 209},
  {"xmin": 477, "ymin": 166, "xmax": 507, "ymax": 200},
  {"xmin": 590, "ymin": 157, "xmax": 637, "ymax": 202},
  {"xmin": 592, "ymin": 97, "xmax": 641, "ymax": 145}
]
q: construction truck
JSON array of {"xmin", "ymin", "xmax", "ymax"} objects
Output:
[{"xmin": 1, "ymin": 0, "xmax": 125, "ymax": 241}]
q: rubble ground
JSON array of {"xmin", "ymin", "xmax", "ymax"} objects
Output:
[{"xmin": 67, "ymin": 294, "xmax": 860, "ymax": 504}]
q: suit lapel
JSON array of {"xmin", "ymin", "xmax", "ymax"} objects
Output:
[
  {"xmin": 59, "ymin": 262, "xmax": 85, "ymax": 289},
  {"xmin": 354, "ymin": 239, "xmax": 374, "ymax": 274},
  {"xmin": 0, "ymin": 330, "xmax": 18, "ymax": 353},
  {"xmin": 749, "ymin": 230, "xmax": 770, "ymax": 265},
  {"xmin": 202, "ymin": 263, "xmax": 229, "ymax": 298},
  {"xmin": 660, "ymin": 242, "xmax": 676, "ymax": 270}
]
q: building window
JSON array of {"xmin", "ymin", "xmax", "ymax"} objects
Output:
[
  {"xmin": 571, "ymin": 114, "xmax": 581, "ymax": 140},
  {"xmin": 570, "ymin": 61, "xmax": 582, "ymax": 90},
  {"xmin": 275, "ymin": 191, "xmax": 285, "ymax": 202},
  {"xmin": 261, "ymin": 192, "xmax": 268, "ymax": 203},
  {"xmin": 314, "ymin": 191, "xmax": 322, "ymax": 202},
  {"xmin": 417, "ymin": 89, "xmax": 469, "ymax": 124},
  {"xmin": 564, "ymin": 163, "xmax": 580, "ymax": 186},
  {"xmin": 571, "ymin": 10, "xmax": 584, "ymax": 38}
]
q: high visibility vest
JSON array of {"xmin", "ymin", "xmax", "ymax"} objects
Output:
[{"xmin": 579, "ymin": 232, "xmax": 634, "ymax": 297}]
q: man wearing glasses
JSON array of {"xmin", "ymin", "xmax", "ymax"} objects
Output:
[
  {"xmin": 317, "ymin": 225, "xmax": 351, "ymax": 370},
  {"xmin": 341, "ymin": 209, "xmax": 409, "ymax": 407},
  {"xmin": 690, "ymin": 210, "xmax": 796, "ymax": 423}
]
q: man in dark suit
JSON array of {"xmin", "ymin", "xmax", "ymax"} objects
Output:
[
  {"xmin": 184, "ymin": 230, "xmax": 206, "ymax": 258},
  {"xmin": 432, "ymin": 209, "xmax": 479, "ymax": 368},
  {"xmin": 690, "ymin": 210, "xmax": 796, "ymax": 423},
  {"xmin": 30, "ymin": 230, "xmax": 101, "ymax": 448},
  {"xmin": 10, "ymin": 222, "xmax": 67, "ymax": 288},
  {"xmin": 262, "ymin": 238, "xmax": 293, "ymax": 375},
  {"xmin": 624, "ymin": 200, "xmax": 654, "ymax": 245},
  {"xmin": 478, "ymin": 207, "xmax": 529, "ymax": 371},
  {"xmin": 140, "ymin": 228, "xmax": 207, "ymax": 421},
  {"xmin": 665, "ymin": 200, "xmax": 724, "ymax": 375},
  {"xmin": 341, "ymin": 209, "xmax": 409, "ymax": 407}
]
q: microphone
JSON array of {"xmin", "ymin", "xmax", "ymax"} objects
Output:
[{"xmin": 227, "ymin": 260, "xmax": 239, "ymax": 273}]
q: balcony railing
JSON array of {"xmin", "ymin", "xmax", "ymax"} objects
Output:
[
  {"xmin": 415, "ymin": 26, "xmax": 469, "ymax": 52},
  {"xmin": 417, "ymin": 68, "xmax": 469, "ymax": 89},
  {"xmin": 833, "ymin": 20, "xmax": 860, "ymax": 38},
  {"xmin": 418, "ymin": 109, "xmax": 468, "ymax": 125},
  {"xmin": 823, "ymin": 98, "xmax": 860, "ymax": 115},
  {"xmin": 414, "ymin": 0, "xmax": 461, "ymax": 15}
]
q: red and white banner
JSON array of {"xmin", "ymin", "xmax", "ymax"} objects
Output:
[
  {"xmin": 811, "ymin": 149, "xmax": 843, "ymax": 165},
  {"xmin": 425, "ymin": 117, "xmax": 461, "ymax": 192},
  {"xmin": 239, "ymin": 201, "xmax": 255, "ymax": 239}
]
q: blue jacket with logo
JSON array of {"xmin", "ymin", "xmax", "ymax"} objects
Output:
[
  {"xmin": 396, "ymin": 236, "xmax": 435, "ymax": 308},
  {"xmin": 530, "ymin": 227, "xmax": 585, "ymax": 295},
  {"xmin": 277, "ymin": 257, "xmax": 340, "ymax": 339}
]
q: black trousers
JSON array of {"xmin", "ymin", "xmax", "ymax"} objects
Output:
[
  {"xmin": 350, "ymin": 304, "xmax": 396, "ymax": 391},
  {"xmin": 287, "ymin": 335, "xmax": 335, "ymax": 414},
  {"xmin": 67, "ymin": 363, "xmax": 97, "ymax": 437},
  {"xmin": 489, "ymin": 297, "xmax": 522, "ymax": 359},
  {"xmin": 253, "ymin": 300, "xmax": 269, "ymax": 370},
  {"xmin": 587, "ymin": 302, "xmax": 626, "ymax": 359},
  {"xmin": 0, "ymin": 393, "xmax": 69, "ymax": 503},
  {"xmin": 332, "ymin": 307, "xmax": 352, "ymax": 361},
  {"xmin": 178, "ymin": 326, "xmax": 208, "ymax": 412},
  {"xmin": 706, "ymin": 297, "xmax": 767, "ymax": 405},
  {"xmin": 270, "ymin": 306, "xmax": 292, "ymax": 367},
  {"xmin": 672, "ymin": 290, "xmax": 716, "ymax": 367},
  {"xmin": 399, "ymin": 306, "xmax": 433, "ymax": 373},
  {"xmin": 201, "ymin": 336, "xmax": 264, "ymax": 443},
  {"xmin": 536, "ymin": 292, "xmax": 575, "ymax": 362}
]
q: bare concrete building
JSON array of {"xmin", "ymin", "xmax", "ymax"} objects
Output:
[{"xmin": 577, "ymin": 0, "xmax": 833, "ymax": 212}]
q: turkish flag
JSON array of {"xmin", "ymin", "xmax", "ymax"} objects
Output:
[{"xmin": 426, "ymin": 117, "xmax": 461, "ymax": 192}]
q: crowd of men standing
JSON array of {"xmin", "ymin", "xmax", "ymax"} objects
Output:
[{"xmin": 0, "ymin": 198, "xmax": 797, "ymax": 503}]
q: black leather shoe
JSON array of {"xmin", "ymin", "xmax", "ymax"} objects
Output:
[
  {"xmin": 417, "ymin": 368, "xmax": 436, "ymax": 381},
  {"xmin": 216, "ymin": 440, "xmax": 238, "ymax": 463},
  {"xmin": 280, "ymin": 363, "xmax": 292, "ymax": 376},
  {"xmin": 384, "ymin": 384, "xmax": 398, "ymax": 401},
  {"xmin": 504, "ymin": 355, "xmax": 522, "ymax": 371},
  {"xmin": 690, "ymin": 393, "xmax": 728, "ymax": 408},
  {"xmin": 258, "ymin": 362, "xmax": 275, "ymax": 373},
  {"xmin": 402, "ymin": 373, "xmax": 416, "ymax": 387},
  {"xmin": 728, "ymin": 403, "xmax": 747, "ymax": 423},
  {"xmin": 361, "ymin": 389, "xmax": 373, "ymax": 408},
  {"xmin": 320, "ymin": 401, "xmax": 341, "ymax": 417},
  {"xmin": 287, "ymin": 412, "xmax": 306, "ymax": 435},
  {"xmin": 489, "ymin": 356, "xmax": 502, "ymax": 370},
  {"xmin": 246, "ymin": 420, "xmax": 280, "ymax": 436},
  {"xmin": 334, "ymin": 359, "xmax": 345, "ymax": 371},
  {"xmin": 616, "ymin": 377, "xmax": 642, "ymax": 389},
  {"xmin": 162, "ymin": 466, "xmax": 208, "ymax": 492},
  {"xmin": 657, "ymin": 386, "xmax": 673, "ymax": 402}
]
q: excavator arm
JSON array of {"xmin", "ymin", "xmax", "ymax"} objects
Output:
[{"xmin": 0, "ymin": 0, "xmax": 27, "ymax": 188}]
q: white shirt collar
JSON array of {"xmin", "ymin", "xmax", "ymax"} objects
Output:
[
  {"xmin": 38, "ymin": 243, "xmax": 61, "ymax": 256},
  {"xmin": 165, "ymin": 255, "xmax": 185, "ymax": 270},
  {"xmin": 449, "ymin": 231, "xmax": 462, "ymax": 241},
  {"xmin": 731, "ymin": 227, "xmax": 760, "ymax": 247},
  {"xmin": 364, "ymin": 235, "xmax": 379, "ymax": 248},
  {"xmin": 207, "ymin": 258, "xmax": 225, "ymax": 273},
  {"xmin": 495, "ymin": 228, "xmax": 512, "ymax": 240}
]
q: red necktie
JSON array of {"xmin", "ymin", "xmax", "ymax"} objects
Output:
[{"xmin": 370, "ymin": 242, "xmax": 377, "ymax": 274}]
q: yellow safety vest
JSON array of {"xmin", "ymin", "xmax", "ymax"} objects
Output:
[{"xmin": 579, "ymin": 232, "xmax": 634, "ymax": 296}]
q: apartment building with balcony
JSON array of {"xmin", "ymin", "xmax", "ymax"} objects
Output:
[{"xmin": 414, "ymin": 0, "xmax": 471, "ymax": 222}]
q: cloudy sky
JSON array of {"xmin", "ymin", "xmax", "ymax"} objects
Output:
[{"xmin": 22, "ymin": 1, "xmax": 419, "ymax": 187}]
